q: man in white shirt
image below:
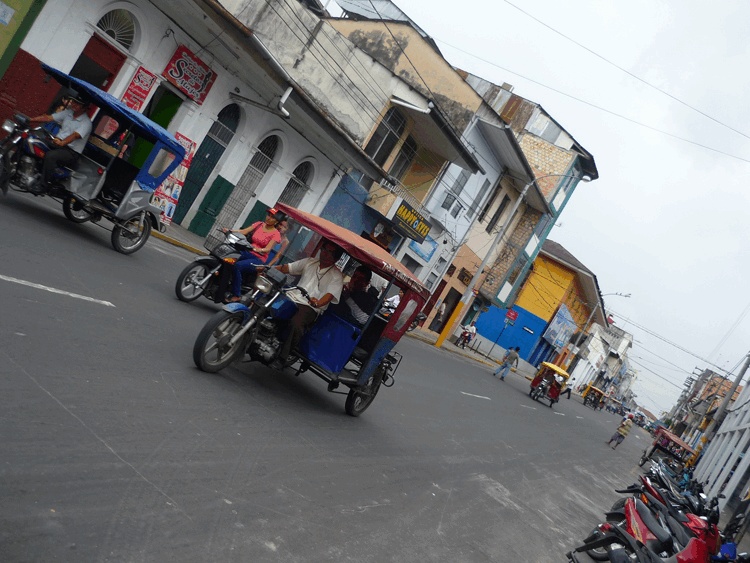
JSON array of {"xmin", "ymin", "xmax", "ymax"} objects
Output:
[
  {"xmin": 269, "ymin": 240, "xmax": 344, "ymax": 369},
  {"xmin": 30, "ymin": 92, "xmax": 93, "ymax": 192}
]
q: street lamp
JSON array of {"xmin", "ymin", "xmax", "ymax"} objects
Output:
[{"xmin": 434, "ymin": 172, "xmax": 592, "ymax": 349}]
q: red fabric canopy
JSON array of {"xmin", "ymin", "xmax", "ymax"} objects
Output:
[
  {"xmin": 277, "ymin": 204, "xmax": 430, "ymax": 300},
  {"xmin": 656, "ymin": 428, "xmax": 695, "ymax": 454}
]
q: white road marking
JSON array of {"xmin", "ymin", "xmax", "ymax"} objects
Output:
[
  {"xmin": 461, "ymin": 391, "xmax": 490, "ymax": 400},
  {"xmin": 0, "ymin": 274, "xmax": 115, "ymax": 307},
  {"xmin": 520, "ymin": 404, "xmax": 536, "ymax": 410},
  {"xmin": 554, "ymin": 412, "xmax": 565, "ymax": 416},
  {"xmin": 576, "ymin": 416, "xmax": 584, "ymax": 419}
]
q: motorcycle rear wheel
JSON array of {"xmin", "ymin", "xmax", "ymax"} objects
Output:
[
  {"xmin": 344, "ymin": 365, "xmax": 385, "ymax": 417},
  {"xmin": 111, "ymin": 215, "xmax": 151, "ymax": 254},
  {"xmin": 583, "ymin": 528, "xmax": 616, "ymax": 561},
  {"xmin": 63, "ymin": 195, "xmax": 94, "ymax": 223},
  {"xmin": 176, "ymin": 262, "xmax": 210, "ymax": 302},
  {"xmin": 193, "ymin": 311, "xmax": 247, "ymax": 373}
]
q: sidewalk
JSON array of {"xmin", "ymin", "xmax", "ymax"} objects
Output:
[
  {"xmin": 406, "ymin": 326, "xmax": 539, "ymax": 380},
  {"xmin": 151, "ymin": 225, "xmax": 537, "ymax": 381},
  {"xmin": 152, "ymin": 222, "xmax": 207, "ymax": 255}
]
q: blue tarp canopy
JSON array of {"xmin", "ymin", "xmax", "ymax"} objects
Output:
[{"xmin": 41, "ymin": 64, "xmax": 186, "ymax": 161}]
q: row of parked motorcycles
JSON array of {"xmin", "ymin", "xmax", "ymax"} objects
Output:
[{"xmin": 567, "ymin": 461, "xmax": 748, "ymax": 562}]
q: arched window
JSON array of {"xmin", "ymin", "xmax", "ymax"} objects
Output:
[
  {"xmin": 249, "ymin": 135, "xmax": 280, "ymax": 174},
  {"xmin": 277, "ymin": 161, "xmax": 313, "ymax": 207},
  {"xmin": 96, "ymin": 10, "xmax": 137, "ymax": 51}
]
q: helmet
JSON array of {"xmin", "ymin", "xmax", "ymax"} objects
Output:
[{"xmin": 627, "ymin": 413, "xmax": 634, "ymax": 419}]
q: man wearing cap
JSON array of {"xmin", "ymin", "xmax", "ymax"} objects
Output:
[{"xmin": 30, "ymin": 92, "xmax": 93, "ymax": 193}]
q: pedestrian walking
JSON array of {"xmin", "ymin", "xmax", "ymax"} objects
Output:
[
  {"xmin": 607, "ymin": 413, "xmax": 634, "ymax": 449},
  {"xmin": 560, "ymin": 377, "xmax": 575, "ymax": 399},
  {"xmin": 493, "ymin": 346, "xmax": 520, "ymax": 380}
]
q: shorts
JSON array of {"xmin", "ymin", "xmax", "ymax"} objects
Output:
[{"xmin": 610, "ymin": 433, "xmax": 625, "ymax": 444}]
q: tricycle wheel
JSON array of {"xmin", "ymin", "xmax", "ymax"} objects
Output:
[
  {"xmin": 112, "ymin": 214, "xmax": 151, "ymax": 254},
  {"xmin": 638, "ymin": 452, "xmax": 649, "ymax": 467},
  {"xmin": 63, "ymin": 195, "xmax": 94, "ymax": 223},
  {"xmin": 345, "ymin": 365, "xmax": 385, "ymax": 417},
  {"xmin": 193, "ymin": 310, "xmax": 247, "ymax": 373},
  {"xmin": 176, "ymin": 262, "xmax": 209, "ymax": 302}
]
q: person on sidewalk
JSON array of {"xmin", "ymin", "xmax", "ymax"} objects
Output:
[
  {"xmin": 607, "ymin": 413, "xmax": 634, "ymax": 449},
  {"xmin": 428, "ymin": 301, "xmax": 446, "ymax": 332},
  {"xmin": 493, "ymin": 346, "xmax": 520, "ymax": 380}
]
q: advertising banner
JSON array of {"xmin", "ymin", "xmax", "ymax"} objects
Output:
[
  {"xmin": 151, "ymin": 132, "xmax": 196, "ymax": 225},
  {"xmin": 121, "ymin": 66, "xmax": 157, "ymax": 111},
  {"xmin": 542, "ymin": 304, "xmax": 577, "ymax": 348},
  {"xmin": 163, "ymin": 45, "xmax": 216, "ymax": 105}
]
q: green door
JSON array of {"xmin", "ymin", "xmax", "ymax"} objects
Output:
[
  {"xmin": 188, "ymin": 176, "xmax": 235, "ymax": 237},
  {"xmin": 128, "ymin": 86, "xmax": 182, "ymax": 168},
  {"xmin": 173, "ymin": 104, "xmax": 239, "ymax": 226}
]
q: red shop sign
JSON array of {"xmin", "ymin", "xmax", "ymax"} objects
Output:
[
  {"xmin": 163, "ymin": 45, "xmax": 217, "ymax": 105},
  {"xmin": 121, "ymin": 66, "xmax": 157, "ymax": 111}
]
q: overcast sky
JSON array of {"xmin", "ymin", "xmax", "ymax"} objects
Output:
[{"xmin": 330, "ymin": 0, "xmax": 750, "ymax": 415}]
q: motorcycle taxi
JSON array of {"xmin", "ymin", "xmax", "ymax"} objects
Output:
[
  {"xmin": 0, "ymin": 64, "xmax": 186, "ymax": 254},
  {"xmin": 582, "ymin": 384, "xmax": 607, "ymax": 409},
  {"xmin": 529, "ymin": 362, "xmax": 570, "ymax": 408},
  {"xmin": 638, "ymin": 427, "xmax": 695, "ymax": 469},
  {"xmin": 192, "ymin": 204, "xmax": 429, "ymax": 417}
]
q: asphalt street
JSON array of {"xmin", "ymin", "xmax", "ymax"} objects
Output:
[{"xmin": 0, "ymin": 194, "xmax": 653, "ymax": 562}]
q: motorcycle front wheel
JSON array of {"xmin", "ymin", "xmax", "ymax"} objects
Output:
[
  {"xmin": 111, "ymin": 215, "xmax": 151, "ymax": 254},
  {"xmin": 63, "ymin": 195, "xmax": 94, "ymax": 223},
  {"xmin": 193, "ymin": 311, "xmax": 247, "ymax": 373},
  {"xmin": 175, "ymin": 262, "xmax": 210, "ymax": 302}
]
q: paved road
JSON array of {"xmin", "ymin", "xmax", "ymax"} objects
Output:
[{"xmin": 0, "ymin": 195, "xmax": 652, "ymax": 562}]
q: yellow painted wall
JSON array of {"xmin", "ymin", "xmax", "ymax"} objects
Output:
[
  {"xmin": 516, "ymin": 255, "xmax": 574, "ymax": 321},
  {"xmin": 0, "ymin": 0, "xmax": 33, "ymax": 54}
]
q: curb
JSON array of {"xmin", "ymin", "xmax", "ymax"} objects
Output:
[{"xmin": 152, "ymin": 231, "xmax": 207, "ymax": 255}]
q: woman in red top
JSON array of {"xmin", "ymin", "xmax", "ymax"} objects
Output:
[{"xmin": 222, "ymin": 208, "xmax": 285, "ymax": 302}]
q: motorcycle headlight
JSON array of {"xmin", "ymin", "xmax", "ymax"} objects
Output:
[
  {"xmin": 254, "ymin": 275, "xmax": 273, "ymax": 294},
  {"xmin": 2, "ymin": 120, "xmax": 15, "ymax": 134}
]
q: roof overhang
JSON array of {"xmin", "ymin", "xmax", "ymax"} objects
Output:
[
  {"xmin": 391, "ymin": 97, "xmax": 482, "ymax": 174},
  {"xmin": 475, "ymin": 119, "xmax": 549, "ymax": 213}
]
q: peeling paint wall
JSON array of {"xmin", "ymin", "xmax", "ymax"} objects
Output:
[{"xmin": 326, "ymin": 19, "xmax": 482, "ymax": 133}]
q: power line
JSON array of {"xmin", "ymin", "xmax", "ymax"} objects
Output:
[
  {"xmin": 499, "ymin": 0, "xmax": 750, "ymax": 142},
  {"xmin": 433, "ymin": 38, "xmax": 750, "ymax": 165}
]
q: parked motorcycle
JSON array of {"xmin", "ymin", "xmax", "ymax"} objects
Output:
[{"xmin": 175, "ymin": 230, "xmax": 254, "ymax": 304}]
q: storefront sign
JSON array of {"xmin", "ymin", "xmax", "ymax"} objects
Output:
[
  {"xmin": 392, "ymin": 201, "xmax": 431, "ymax": 243},
  {"xmin": 163, "ymin": 45, "xmax": 216, "ymax": 105},
  {"xmin": 122, "ymin": 66, "xmax": 157, "ymax": 111},
  {"xmin": 151, "ymin": 132, "xmax": 196, "ymax": 225}
]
